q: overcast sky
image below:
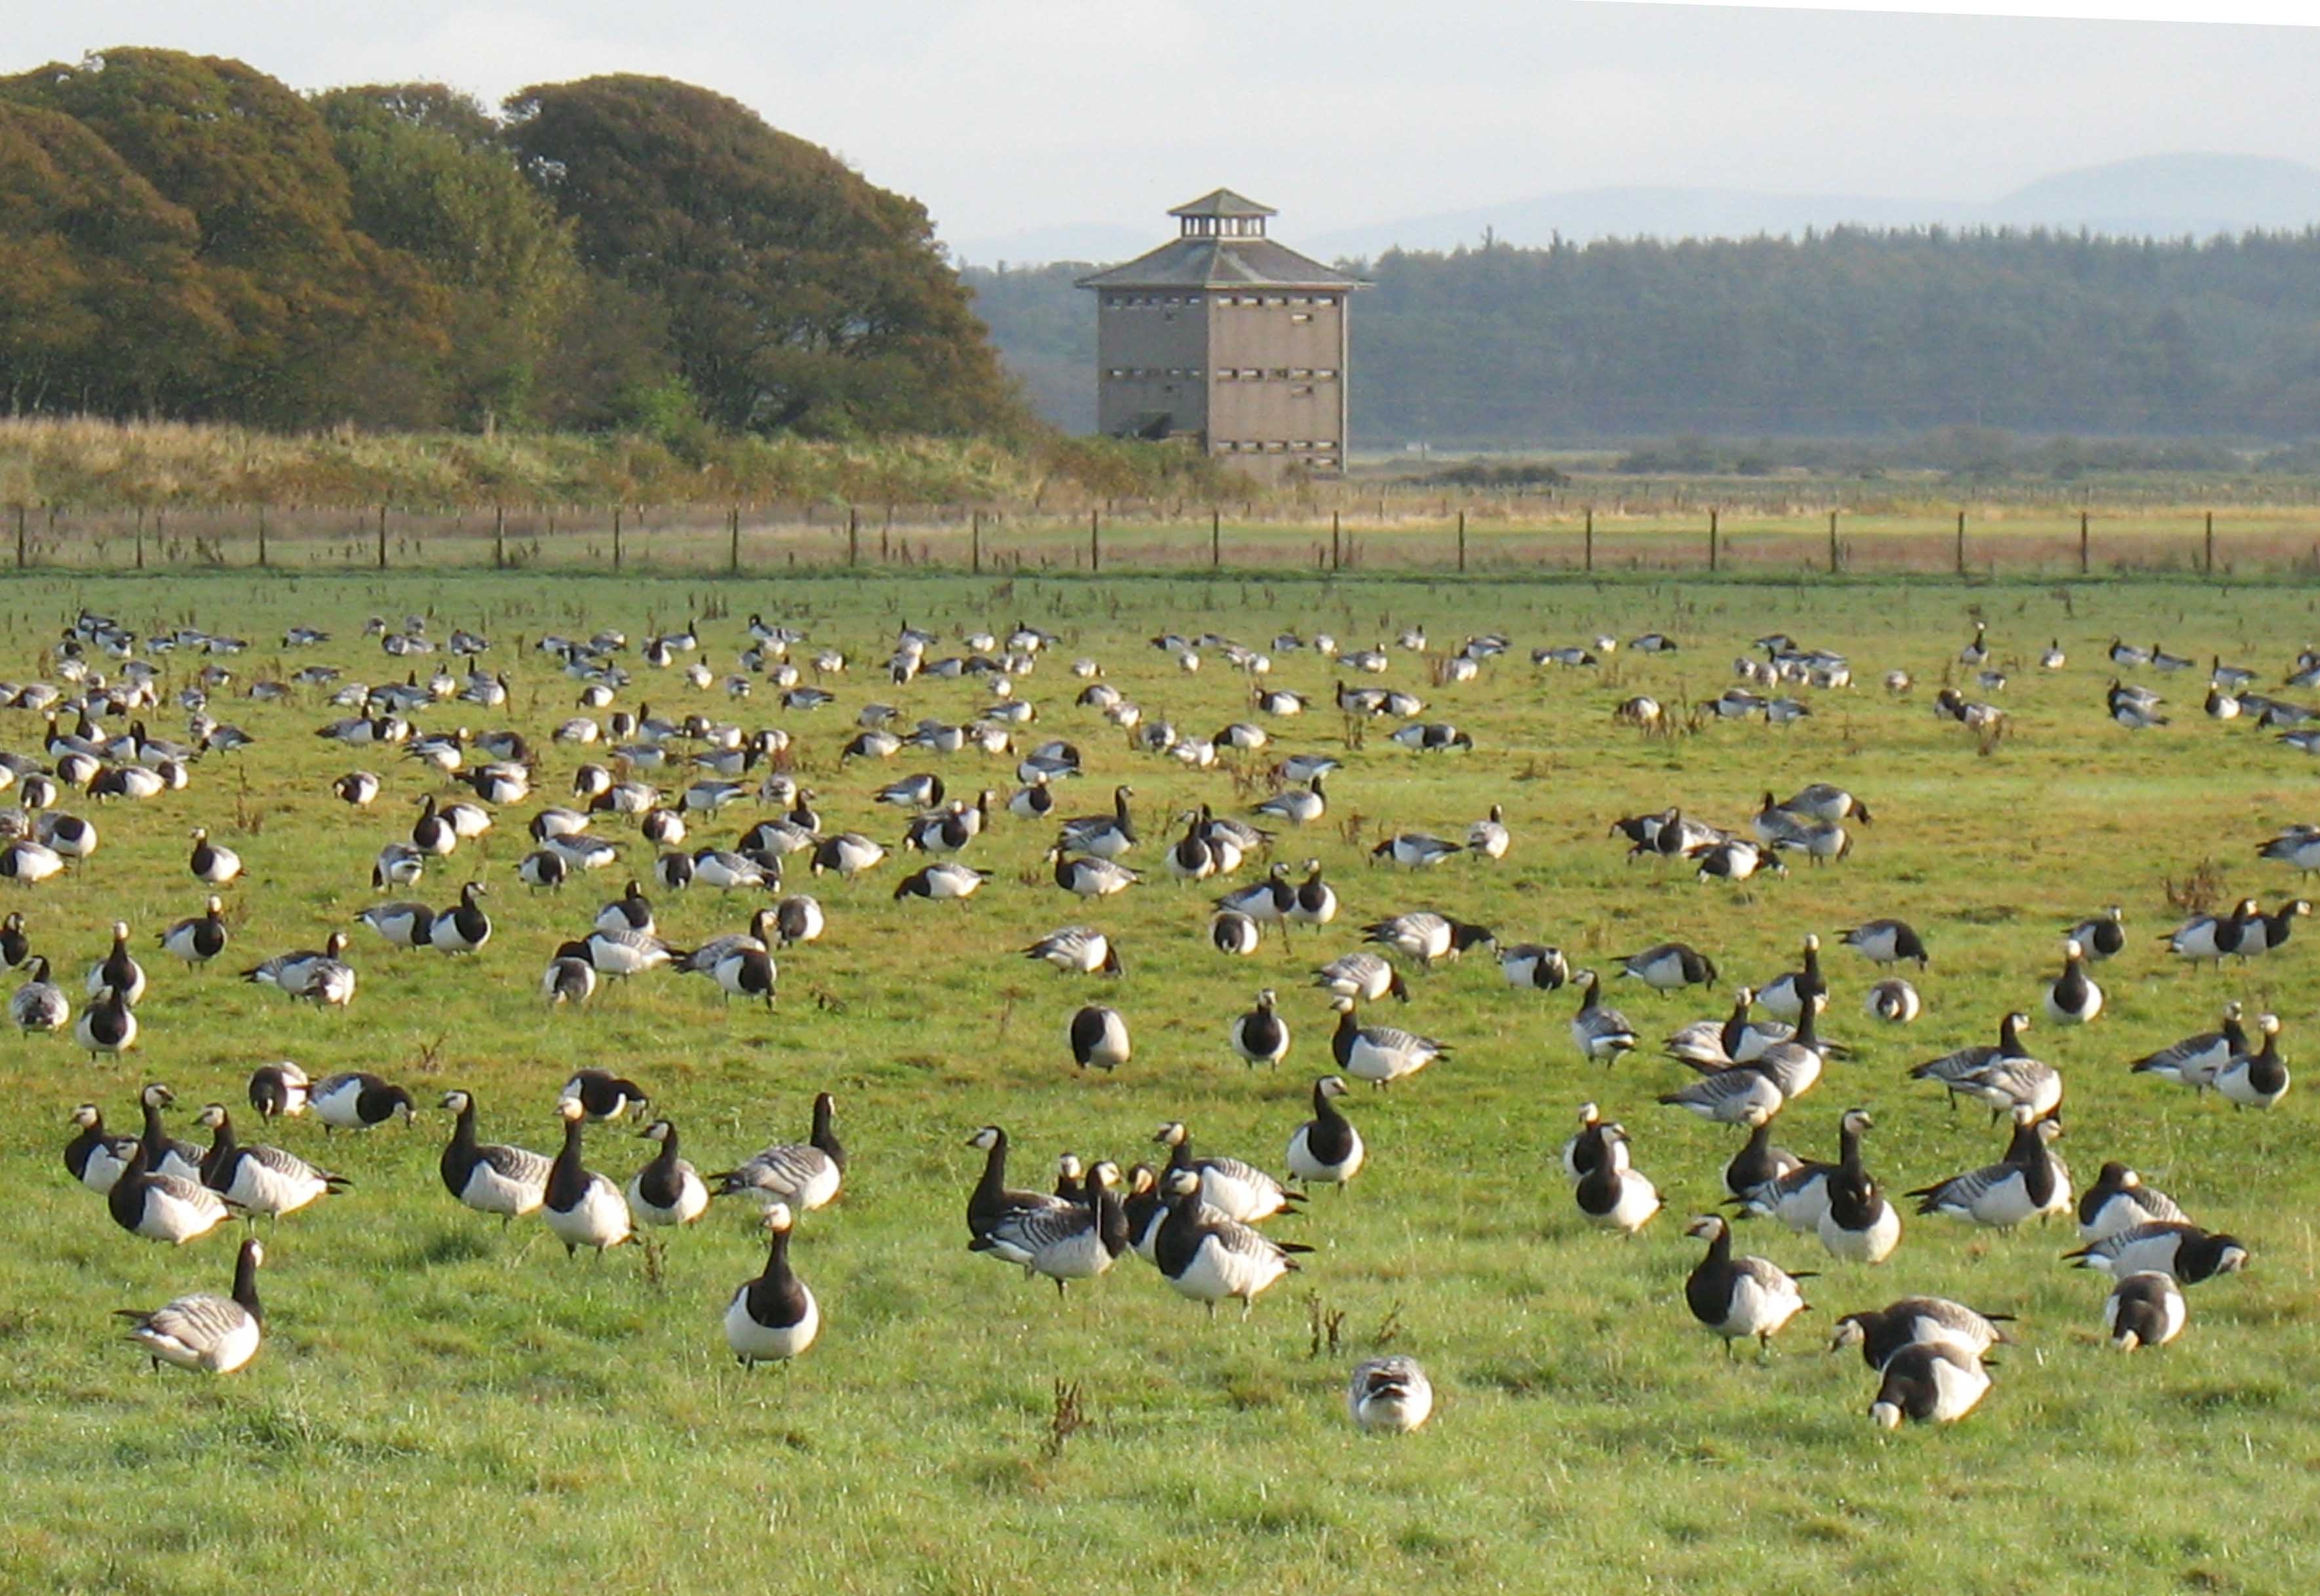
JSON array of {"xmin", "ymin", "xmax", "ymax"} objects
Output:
[{"xmin": 10, "ymin": 2, "xmax": 2318, "ymax": 254}]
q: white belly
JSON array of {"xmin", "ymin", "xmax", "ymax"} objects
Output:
[
  {"xmin": 725, "ymin": 1284, "xmax": 820, "ymax": 1363},
  {"xmin": 545, "ymin": 1176, "xmax": 631, "ymax": 1251}
]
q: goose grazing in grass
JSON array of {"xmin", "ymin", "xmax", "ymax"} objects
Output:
[
  {"xmin": 242, "ymin": 931, "xmax": 355, "ymax": 1007},
  {"xmin": 2043, "ymin": 938, "xmax": 2102, "ymax": 1025},
  {"xmin": 107, "ymin": 1139, "xmax": 235, "ymax": 1244},
  {"xmin": 1155, "ymin": 1122, "xmax": 1300, "ymax": 1224},
  {"xmin": 1908, "ymin": 1106, "xmax": 2069, "ymax": 1230},
  {"xmin": 311, "ymin": 1073, "xmax": 414, "ymax": 1133},
  {"xmin": 628, "ymin": 1120, "xmax": 710, "ymax": 1228},
  {"xmin": 1657, "ymin": 1062, "xmax": 1785, "ymax": 1127},
  {"xmin": 1372, "ymin": 832, "xmax": 1463, "ymax": 869},
  {"xmin": 1863, "ymin": 978, "xmax": 1921, "ymax": 1024},
  {"xmin": 808, "ymin": 833, "xmax": 887, "ymax": 879},
  {"xmin": 2258, "ymin": 826, "xmax": 2320, "ymax": 875},
  {"xmin": 1575, "ymin": 1126, "xmax": 1660, "ymax": 1234},
  {"xmin": 2246, "ymin": 898, "xmax": 2313, "ymax": 958},
  {"xmin": 1665, "ymin": 986, "xmax": 1791, "ymax": 1067},
  {"xmin": 2078, "ymin": 1162, "xmax": 2188, "ymax": 1244},
  {"xmin": 1684, "ymin": 1214, "xmax": 1811, "ymax": 1359},
  {"xmin": 970, "ymin": 1161, "xmax": 1128, "ymax": 1296},
  {"xmin": 1328, "ymin": 997, "xmax": 1446, "ymax": 1088},
  {"xmin": 2104, "ymin": 1272, "xmax": 2187, "ymax": 1352},
  {"xmin": 1023, "ymin": 925, "xmax": 1121, "ymax": 976},
  {"xmin": 1362, "ymin": 911, "xmax": 1494, "ymax": 966},
  {"xmin": 1869, "ymin": 1341, "xmax": 1990, "ymax": 1428},
  {"xmin": 425, "ymin": 882, "xmax": 492, "ymax": 954},
  {"xmin": 1499, "ymin": 943, "xmax": 1568, "ymax": 992},
  {"xmin": 158, "ymin": 898, "xmax": 230, "ymax": 966},
  {"xmin": 1253, "ymin": 774, "xmax": 1328, "ymax": 827},
  {"xmin": 712, "ymin": 1093, "xmax": 844, "ymax": 1213},
  {"xmin": 1348, "ymin": 1356, "xmax": 1433, "ymax": 1433},
  {"xmin": 596, "ymin": 881, "xmax": 655, "ymax": 936},
  {"xmin": 0, "ymin": 913, "xmax": 27, "ymax": 970},
  {"xmin": 373, "ymin": 842, "xmax": 427, "ymax": 890},
  {"xmin": 542, "ymin": 1099, "xmax": 633, "ymax": 1259},
  {"xmin": 963, "ymin": 1127, "xmax": 1073, "ymax": 1253},
  {"xmin": 197, "ymin": 1103, "xmax": 346, "ymax": 1222},
  {"xmin": 438, "ymin": 1090, "xmax": 552, "ymax": 1223},
  {"xmin": 64, "ymin": 1102, "xmax": 136, "ymax": 1192},
  {"xmin": 75, "ymin": 985, "xmax": 137, "ymax": 1061},
  {"xmin": 12, "ymin": 957, "xmax": 68, "ymax": 1033},
  {"xmin": 2214, "ymin": 1013, "xmax": 2289, "ymax": 1109},
  {"xmin": 1047, "ymin": 848, "xmax": 1138, "ymax": 898},
  {"xmin": 543, "ymin": 942, "xmax": 598, "ymax": 1006},
  {"xmin": 773, "ymin": 894, "xmax": 824, "ymax": 948},
  {"xmin": 1615, "ymin": 942, "xmax": 1722, "ymax": 993},
  {"xmin": 1056, "ymin": 785, "xmax": 1137, "ymax": 859},
  {"xmin": 1467, "ymin": 804, "xmax": 1510, "ymax": 861},
  {"xmin": 2064, "ymin": 906, "xmax": 2127, "ymax": 961},
  {"xmin": 1152, "ymin": 1168, "xmax": 1308, "ymax": 1319},
  {"xmin": 1756, "ymin": 934, "xmax": 1827, "ymax": 1021},
  {"xmin": 893, "ymin": 862, "xmax": 986, "ymax": 903},
  {"xmin": 2064, "ymin": 1221, "xmax": 2249, "ymax": 1284},
  {"xmin": 0, "ymin": 839, "xmax": 68, "ymax": 884},
  {"xmin": 247, "ymin": 1063, "xmax": 308, "ymax": 1121},
  {"xmin": 1570, "ymin": 970, "xmax": 1638, "ymax": 1065},
  {"xmin": 1230, "ymin": 988, "xmax": 1290, "ymax": 1068},
  {"xmin": 1953, "ymin": 1049, "xmax": 2064, "ymax": 1124},
  {"xmin": 1816, "ymin": 1109, "xmax": 1901, "ymax": 1264},
  {"xmin": 1723, "ymin": 1119, "xmax": 1802, "ymax": 1202},
  {"xmin": 1288, "ymin": 861, "xmax": 1338, "ymax": 930},
  {"xmin": 1286, "ymin": 1076, "xmax": 1364, "ymax": 1191},
  {"xmin": 583, "ymin": 926, "xmax": 684, "ymax": 979},
  {"xmin": 560, "ymin": 1070, "xmax": 649, "ymax": 1122},
  {"xmin": 356, "ymin": 901, "xmax": 433, "ymax": 949},
  {"xmin": 2161, "ymin": 898, "xmax": 2262, "ymax": 966},
  {"xmin": 1208, "ymin": 909, "xmax": 1263, "ymax": 957},
  {"xmin": 334, "ymin": 770, "xmax": 381, "ymax": 807},
  {"xmin": 85, "ymin": 922, "xmax": 146, "ymax": 1006},
  {"xmin": 1313, "ymin": 951, "xmax": 1410, "ymax": 1003},
  {"xmin": 117, "ymin": 1237, "xmax": 265, "ymax": 1374},
  {"xmin": 1839, "ymin": 919, "xmax": 1928, "ymax": 968},
  {"xmin": 1910, "ymin": 1012, "xmax": 2036, "ymax": 1110},
  {"xmin": 1828, "ymin": 1297, "xmax": 2013, "ymax": 1369},
  {"xmin": 1069, "ymin": 1004, "xmax": 1132, "ymax": 1071}
]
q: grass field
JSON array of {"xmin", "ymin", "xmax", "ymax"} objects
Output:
[{"xmin": 3, "ymin": 567, "xmax": 2318, "ymax": 1596}]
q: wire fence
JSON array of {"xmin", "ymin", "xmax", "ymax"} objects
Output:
[{"xmin": 7, "ymin": 501, "xmax": 2320, "ymax": 579}]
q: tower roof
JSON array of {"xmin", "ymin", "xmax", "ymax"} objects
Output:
[
  {"xmin": 1168, "ymin": 189, "xmax": 1277, "ymax": 220},
  {"xmin": 1077, "ymin": 191, "xmax": 1364, "ymax": 292}
]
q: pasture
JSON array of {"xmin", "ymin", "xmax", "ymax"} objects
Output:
[{"xmin": 3, "ymin": 567, "xmax": 2317, "ymax": 1596}]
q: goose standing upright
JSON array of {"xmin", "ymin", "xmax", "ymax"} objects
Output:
[
  {"xmin": 1151, "ymin": 1168, "xmax": 1308, "ymax": 1318},
  {"xmin": 64, "ymin": 1101, "xmax": 135, "ymax": 1192},
  {"xmin": 1815, "ymin": 1109, "xmax": 1901, "ymax": 1264},
  {"xmin": 86, "ymin": 921, "xmax": 147, "ymax": 1005},
  {"xmin": 2043, "ymin": 938, "xmax": 2102, "ymax": 1024},
  {"xmin": 969, "ymin": 1161, "xmax": 1128, "ymax": 1296},
  {"xmin": 1756, "ymin": 934, "xmax": 1827, "ymax": 1021},
  {"xmin": 115, "ymin": 1237, "xmax": 265, "ymax": 1373},
  {"xmin": 438, "ymin": 1090, "xmax": 552, "ymax": 1223},
  {"xmin": 1229, "ymin": 989, "xmax": 1290, "ymax": 1068},
  {"xmin": 1575, "ymin": 1125, "xmax": 1660, "ymax": 1234},
  {"xmin": 159, "ymin": 898, "xmax": 231, "ymax": 966},
  {"xmin": 11, "ymin": 956, "xmax": 69, "ymax": 1033},
  {"xmin": 542, "ymin": 1098, "xmax": 633, "ymax": 1259},
  {"xmin": 724, "ymin": 1204, "xmax": 820, "ymax": 1367},
  {"xmin": 196, "ymin": 1104, "xmax": 347, "ymax": 1223},
  {"xmin": 188, "ymin": 828, "xmax": 242, "ymax": 886},
  {"xmin": 75, "ymin": 985, "xmax": 138, "ymax": 1061},
  {"xmin": 1285, "ymin": 1076, "xmax": 1364, "ymax": 1190},
  {"xmin": 1683, "ymin": 1214, "xmax": 1811, "ymax": 1358},
  {"xmin": 627, "ymin": 1119, "xmax": 710, "ymax": 1228},
  {"xmin": 711, "ymin": 1093, "xmax": 845, "ymax": 1212},
  {"xmin": 1569, "ymin": 970, "xmax": 1638, "ymax": 1065},
  {"xmin": 106, "ymin": 1139, "xmax": 234, "ymax": 1244}
]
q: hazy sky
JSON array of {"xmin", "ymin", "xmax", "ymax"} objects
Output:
[{"xmin": 10, "ymin": 3, "xmax": 2318, "ymax": 252}]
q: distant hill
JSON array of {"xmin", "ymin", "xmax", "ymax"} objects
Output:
[{"xmin": 1984, "ymin": 153, "xmax": 2320, "ymax": 238}]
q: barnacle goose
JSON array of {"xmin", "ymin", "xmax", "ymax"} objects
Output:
[
  {"xmin": 1908, "ymin": 1106, "xmax": 2070, "ymax": 1229},
  {"xmin": 1329, "ymin": 997, "xmax": 1446, "ymax": 1087},
  {"xmin": 1954, "ymin": 1050, "xmax": 2063, "ymax": 1124},
  {"xmin": 159, "ymin": 897, "xmax": 230, "ymax": 965},
  {"xmin": 1363, "ymin": 911, "xmax": 1494, "ymax": 966},
  {"xmin": 425, "ymin": 882, "xmax": 492, "ymax": 953},
  {"xmin": 1755, "ymin": 934, "xmax": 1827, "ymax": 1021},
  {"xmin": 85, "ymin": 922, "xmax": 146, "ymax": 1005},
  {"xmin": 2258, "ymin": 826, "xmax": 2320, "ymax": 875},
  {"xmin": 1666, "ymin": 985, "xmax": 1791, "ymax": 1067},
  {"xmin": 543, "ymin": 1098, "xmax": 633, "ymax": 1259},
  {"xmin": 710, "ymin": 941, "xmax": 777, "ymax": 1006},
  {"xmin": 0, "ymin": 913, "xmax": 27, "ymax": 970},
  {"xmin": 1575, "ymin": 1126, "xmax": 1659, "ymax": 1234},
  {"xmin": 373, "ymin": 843, "xmax": 427, "ymax": 890},
  {"xmin": 971, "ymin": 1161, "xmax": 1129, "ymax": 1295},
  {"xmin": 1216, "ymin": 981, "xmax": 1295, "ymax": 1070},
  {"xmin": 311, "ymin": 1073, "xmax": 414, "ymax": 1132},
  {"xmin": 64, "ymin": 1102, "xmax": 136, "ymax": 1192},
  {"xmin": 1155, "ymin": 1123, "xmax": 1300, "ymax": 1223},
  {"xmin": 725, "ymin": 1204, "xmax": 819, "ymax": 1366},
  {"xmin": 242, "ymin": 930, "xmax": 356, "ymax": 1006},
  {"xmin": 2214, "ymin": 1013, "xmax": 2289, "ymax": 1109},
  {"xmin": 628, "ymin": 1119, "xmax": 710, "ymax": 1228},
  {"xmin": 2065, "ymin": 906, "xmax": 2127, "ymax": 961},
  {"xmin": 2066, "ymin": 1222, "xmax": 2249, "ymax": 1283},
  {"xmin": 1499, "ymin": 943, "xmax": 1569, "ymax": 991},
  {"xmin": 75, "ymin": 985, "xmax": 138, "ymax": 1060},
  {"xmin": 334, "ymin": 770, "xmax": 382, "ymax": 807},
  {"xmin": 12, "ymin": 957, "xmax": 68, "ymax": 1033},
  {"xmin": 2245, "ymin": 898, "xmax": 2313, "ymax": 957},
  {"xmin": 2078, "ymin": 1162, "xmax": 2188, "ymax": 1244},
  {"xmin": 1870, "ymin": 1341, "xmax": 1990, "ymax": 1428},
  {"xmin": 1839, "ymin": 919, "xmax": 1928, "ymax": 968},
  {"xmin": 1218, "ymin": 865, "xmax": 1296, "ymax": 936},
  {"xmin": 1069, "ymin": 1004, "xmax": 1132, "ymax": 1071},
  {"xmin": 809, "ymin": 833, "xmax": 887, "ymax": 878},
  {"xmin": 1253, "ymin": 775, "xmax": 1327, "ymax": 827},
  {"xmin": 1562, "ymin": 1103, "xmax": 1609, "ymax": 1183},
  {"xmin": 2043, "ymin": 938, "xmax": 2102, "ymax": 1024},
  {"xmin": 1152, "ymin": 1168, "xmax": 1307, "ymax": 1318},
  {"xmin": 1568, "ymin": 970, "xmax": 1638, "ymax": 1065},
  {"xmin": 107, "ymin": 1139, "xmax": 234, "ymax": 1244},
  {"xmin": 543, "ymin": 942, "xmax": 598, "ymax": 1006},
  {"xmin": 1347, "ymin": 1357, "xmax": 1433, "ymax": 1433},
  {"xmin": 1657, "ymin": 1063, "xmax": 1785, "ymax": 1127},
  {"xmin": 1024, "ymin": 925, "xmax": 1121, "ymax": 976},
  {"xmin": 774, "ymin": 894, "xmax": 825, "ymax": 947},
  {"xmin": 1909, "ymin": 1011, "xmax": 2035, "ymax": 1109},
  {"xmin": 1684, "ymin": 1215, "xmax": 1811, "ymax": 1358},
  {"xmin": 894, "ymin": 862, "xmax": 986, "ymax": 903},
  {"xmin": 1288, "ymin": 861, "xmax": 1337, "ymax": 929},
  {"xmin": 596, "ymin": 881, "xmax": 656, "ymax": 936},
  {"xmin": 1828, "ymin": 1297, "xmax": 2011, "ymax": 1369},
  {"xmin": 585, "ymin": 926, "xmax": 684, "ymax": 978},
  {"xmin": 0, "ymin": 839, "xmax": 68, "ymax": 884},
  {"xmin": 117, "ymin": 1237, "xmax": 265, "ymax": 1374},
  {"xmin": 247, "ymin": 1063, "xmax": 308, "ymax": 1121},
  {"xmin": 196, "ymin": 1103, "xmax": 347, "ymax": 1221},
  {"xmin": 2104, "ymin": 1272, "xmax": 2187, "ymax": 1352},
  {"xmin": 560, "ymin": 1070, "xmax": 649, "ymax": 1122},
  {"xmin": 1311, "ymin": 951, "xmax": 1406, "ymax": 1003},
  {"xmin": 1057, "ymin": 785, "xmax": 1137, "ymax": 859},
  {"xmin": 438, "ymin": 1090, "xmax": 552, "ymax": 1221},
  {"xmin": 1785, "ymin": 784, "xmax": 1872, "ymax": 826},
  {"xmin": 712, "ymin": 1093, "xmax": 845, "ymax": 1212},
  {"xmin": 182, "ymin": 826, "xmax": 243, "ymax": 887},
  {"xmin": 1722, "ymin": 1118, "xmax": 1802, "ymax": 1203},
  {"xmin": 1047, "ymin": 848, "xmax": 1137, "ymax": 898},
  {"xmin": 1372, "ymin": 832, "xmax": 1463, "ymax": 869},
  {"xmin": 1465, "ymin": 803, "xmax": 1510, "ymax": 862},
  {"xmin": 1286, "ymin": 1076, "xmax": 1364, "ymax": 1190},
  {"xmin": 1863, "ymin": 978, "xmax": 1921, "ymax": 1024},
  {"xmin": 2161, "ymin": 898, "xmax": 2262, "ymax": 966},
  {"xmin": 965, "ymin": 1126, "xmax": 1072, "ymax": 1250},
  {"xmin": 1817, "ymin": 1109, "xmax": 1901, "ymax": 1264},
  {"xmin": 2131, "ymin": 1000, "xmax": 2250, "ymax": 1091}
]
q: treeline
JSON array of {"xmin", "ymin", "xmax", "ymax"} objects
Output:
[
  {"xmin": 966, "ymin": 228, "xmax": 2320, "ymax": 447},
  {"xmin": 1, "ymin": 50, "xmax": 1020, "ymax": 440}
]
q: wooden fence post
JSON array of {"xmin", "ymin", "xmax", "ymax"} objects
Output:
[
  {"xmin": 1708, "ymin": 508, "xmax": 1718, "ymax": 573},
  {"xmin": 2205, "ymin": 510, "xmax": 2215, "ymax": 575},
  {"xmin": 847, "ymin": 506, "xmax": 859, "ymax": 566},
  {"xmin": 729, "ymin": 504, "xmax": 741, "ymax": 575},
  {"xmin": 971, "ymin": 509, "xmax": 982, "ymax": 575},
  {"xmin": 135, "ymin": 506, "xmax": 145, "ymax": 570},
  {"xmin": 1089, "ymin": 508, "xmax": 1100, "ymax": 573},
  {"xmin": 493, "ymin": 504, "xmax": 505, "ymax": 569},
  {"xmin": 1211, "ymin": 507, "xmax": 1220, "ymax": 569},
  {"xmin": 376, "ymin": 503, "xmax": 387, "ymax": 571},
  {"xmin": 612, "ymin": 506, "xmax": 623, "ymax": 572},
  {"xmin": 2079, "ymin": 509, "xmax": 2089, "ymax": 575},
  {"xmin": 1584, "ymin": 508, "xmax": 1594, "ymax": 573},
  {"xmin": 257, "ymin": 504, "xmax": 267, "ymax": 568},
  {"xmin": 1827, "ymin": 509, "xmax": 1839, "ymax": 575},
  {"xmin": 13, "ymin": 504, "xmax": 24, "ymax": 569},
  {"xmin": 1330, "ymin": 511, "xmax": 1341, "ymax": 571},
  {"xmin": 1456, "ymin": 510, "xmax": 1467, "ymax": 573},
  {"xmin": 1954, "ymin": 510, "xmax": 1966, "ymax": 577}
]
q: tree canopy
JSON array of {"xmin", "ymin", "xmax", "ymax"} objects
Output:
[{"xmin": 0, "ymin": 51, "xmax": 1022, "ymax": 439}]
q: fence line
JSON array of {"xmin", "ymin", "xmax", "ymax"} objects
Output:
[{"xmin": 5, "ymin": 501, "xmax": 2320, "ymax": 580}]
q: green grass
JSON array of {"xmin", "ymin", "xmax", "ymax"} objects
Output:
[{"xmin": 4, "ymin": 567, "xmax": 2319, "ymax": 1595}]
